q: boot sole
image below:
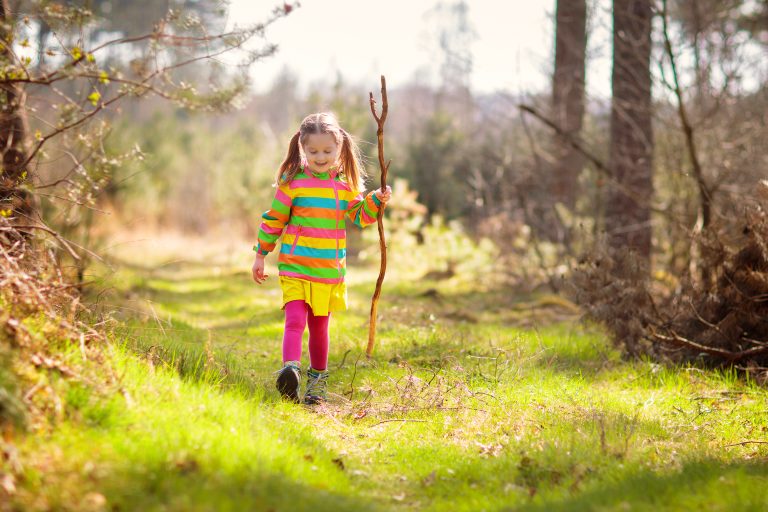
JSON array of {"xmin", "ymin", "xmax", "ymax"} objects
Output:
[{"xmin": 276, "ymin": 369, "xmax": 300, "ymax": 402}]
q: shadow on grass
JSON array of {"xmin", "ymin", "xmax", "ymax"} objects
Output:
[
  {"xmin": 132, "ymin": 276, "xmax": 259, "ymax": 310},
  {"xmin": 516, "ymin": 459, "xmax": 768, "ymax": 512},
  {"xmin": 372, "ymin": 322, "xmax": 620, "ymax": 383},
  {"xmin": 96, "ymin": 458, "xmax": 382, "ymax": 512},
  {"xmin": 337, "ymin": 414, "xmax": 765, "ymax": 511},
  {"xmin": 350, "ymin": 278, "xmax": 581, "ymax": 328},
  {"xmin": 115, "ymin": 318, "xmax": 279, "ymax": 400}
]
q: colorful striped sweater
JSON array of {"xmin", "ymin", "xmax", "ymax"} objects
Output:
[{"xmin": 254, "ymin": 164, "xmax": 382, "ymax": 284}]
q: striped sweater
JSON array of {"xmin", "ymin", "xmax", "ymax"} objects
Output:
[{"xmin": 254, "ymin": 165, "xmax": 382, "ymax": 284}]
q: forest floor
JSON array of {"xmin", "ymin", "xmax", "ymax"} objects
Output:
[{"xmin": 8, "ymin": 231, "xmax": 768, "ymax": 511}]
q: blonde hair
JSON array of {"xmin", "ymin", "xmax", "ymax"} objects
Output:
[{"xmin": 276, "ymin": 112, "xmax": 367, "ymax": 191}]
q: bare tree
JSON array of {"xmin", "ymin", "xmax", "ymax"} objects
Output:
[
  {"xmin": 551, "ymin": 0, "xmax": 587, "ymax": 211},
  {"xmin": 605, "ymin": 0, "xmax": 654, "ymax": 263}
]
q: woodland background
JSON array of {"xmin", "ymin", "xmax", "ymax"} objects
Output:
[{"xmin": 1, "ymin": 1, "xmax": 767, "ymax": 510}]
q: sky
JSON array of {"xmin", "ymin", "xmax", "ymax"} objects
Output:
[{"xmin": 226, "ymin": 0, "xmax": 614, "ymax": 98}]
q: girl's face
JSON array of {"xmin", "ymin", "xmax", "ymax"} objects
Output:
[{"xmin": 303, "ymin": 132, "xmax": 340, "ymax": 173}]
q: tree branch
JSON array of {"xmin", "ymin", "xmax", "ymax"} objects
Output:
[{"xmin": 659, "ymin": 0, "xmax": 712, "ymax": 230}]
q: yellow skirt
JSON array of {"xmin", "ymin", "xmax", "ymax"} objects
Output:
[{"xmin": 279, "ymin": 276, "xmax": 347, "ymax": 317}]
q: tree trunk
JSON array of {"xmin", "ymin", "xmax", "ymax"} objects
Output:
[
  {"xmin": 605, "ymin": 0, "xmax": 653, "ymax": 263},
  {"xmin": 0, "ymin": 0, "xmax": 34, "ymax": 228},
  {"xmin": 552, "ymin": 0, "xmax": 587, "ymax": 211}
]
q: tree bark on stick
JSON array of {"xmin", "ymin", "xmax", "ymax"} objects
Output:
[{"xmin": 366, "ymin": 75, "xmax": 390, "ymax": 358}]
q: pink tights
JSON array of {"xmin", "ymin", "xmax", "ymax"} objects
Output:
[{"xmin": 282, "ymin": 300, "xmax": 330, "ymax": 370}]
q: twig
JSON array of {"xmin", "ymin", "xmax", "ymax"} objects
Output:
[
  {"xmin": 742, "ymin": 337, "xmax": 768, "ymax": 347},
  {"xmin": 367, "ymin": 75, "xmax": 390, "ymax": 357},
  {"xmin": 5, "ymin": 224, "xmax": 80, "ymax": 260},
  {"xmin": 518, "ymin": 104, "xmax": 609, "ymax": 175},
  {"xmin": 370, "ymin": 419, "xmax": 428, "ymax": 427},
  {"xmin": 650, "ymin": 328, "xmax": 768, "ymax": 362},
  {"xmin": 723, "ymin": 441, "xmax": 768, "ymax": 448},
  {"xmin": 659, "ymin": 0, "xmax": 711, "ymax": 231},
  {"xmin": 146, "ymin": 300, "xmax": 167, "ymax": 337},
  {"xmin": 336, "ymin": 348, "xmax": 352, "ymax": 370},
  {"xmin": 345, "ymin": 352, "xmax": 363, "ymax": 399}
]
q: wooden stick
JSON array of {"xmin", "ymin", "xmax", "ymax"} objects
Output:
[{"xmin": 366, "ymin": 75, "xmax": 390, "ymax": 357}]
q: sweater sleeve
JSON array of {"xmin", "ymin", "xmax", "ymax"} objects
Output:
[
  {"xmin": 345, "ymin": 189, "xmax": 382, "ymax": 228},
  {"xmin": 254, "ymin": 182, "xmax": 293, "ymax": 255}
]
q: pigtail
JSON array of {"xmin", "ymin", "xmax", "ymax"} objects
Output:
[
  {"xmin": 276, "ymin": 131, "xmax": 302, "ymax": 186},
  {"xmin": 339, "ymin": 129, "xmax": 367, "ymax": 193}
]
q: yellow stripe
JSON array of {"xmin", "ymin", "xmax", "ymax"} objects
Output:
[
  {"xmin": 339, "ymin": 190, "xmax": 360, "ymax": 201},
  {"xmin": 294, "ymin": 187, "xmax": 337, "ymax": 199},
  {"xmin": 294, "ymin": 186, "xmax": 360, "ymax": 201},
  {"xmin": 283, "ymin": 234, "xmax": 346, "ymax": 249},
  {"xmin": 263, "ymin": 219, "xmax": 286, "ymax": 229}
]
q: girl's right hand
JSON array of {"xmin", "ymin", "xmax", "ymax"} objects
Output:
[{"xmin": 252, "ymin": 255, "xmax": 269, "ymax": 284}]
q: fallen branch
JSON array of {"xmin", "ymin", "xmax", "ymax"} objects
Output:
[
  {"xmin": 723, "ymin": 440, "xmax": 768, "ymax": 448},
  {"xmin": 650, "ymin": 328, "xmax": 768, "ymax": 362}
]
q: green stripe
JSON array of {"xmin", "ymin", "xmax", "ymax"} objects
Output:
[
  {"xmin": 259, "ymin": 232, "xmax": 279, "ymax": 244},
  {"xmin": 362, "ymin": 198, "xmax": 377, "ymax": 220},
  {"xmin": 271, "ymin": 200, "xmax": 290, "ymax": 216},
  {"xmin": 278, "ymin": 263, "xmax": 344, "ymax": 279},
  {"xmin": 290, "ymin": 216, "xmax": 338, "ymax": 229},
  {"xmin": 349, "ymin": 203, "xmax": 364, "ymax": 227}
]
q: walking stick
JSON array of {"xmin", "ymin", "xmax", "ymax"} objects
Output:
[{"xmin": 366, "ymin": 75, "xmax": 390, "ymax": 357}]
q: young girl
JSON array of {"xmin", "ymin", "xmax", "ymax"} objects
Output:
[{"xmin": 251, "ymin": 112, "xmax": 391, "ymax": 405}]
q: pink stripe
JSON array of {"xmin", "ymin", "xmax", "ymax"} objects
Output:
[
  {"xmin": 261, "ymin": 224, "xmax": 283, "ymax": 235},
  {"xmin": 280, "ymin": 271, "xmax": 343, "ymax": 284},
  {"xmin": 275, "ymin": 188, "xmax": 291, "ymax": 206},
  {"xmin": 285, "ymin": 225, "xmax": 345, "ymax": 239},
  {"xmin": 289, "ymin": 178, "xmax": 353, "ymax": 192},
  {"xmin": 360, "ymin": 209, "xmax": 376, "ymax": 225},
  {"xmin": 290, "ymin": 178, "xmax": 334, "ymax": 189}
]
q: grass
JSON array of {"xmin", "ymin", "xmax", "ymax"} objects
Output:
[{"xmin": 5, "ymin": 232, "xmax": 768, "ymax": 511}]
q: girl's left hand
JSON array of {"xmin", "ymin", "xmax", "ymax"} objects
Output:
[{"xmin": 375, "ymin": 185, "xmax": 392, "ymax": 204}]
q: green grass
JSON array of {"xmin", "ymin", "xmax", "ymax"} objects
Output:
[{"xmin": 7, "ymin": 236, "xmax": 768, "ymax": 511}]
